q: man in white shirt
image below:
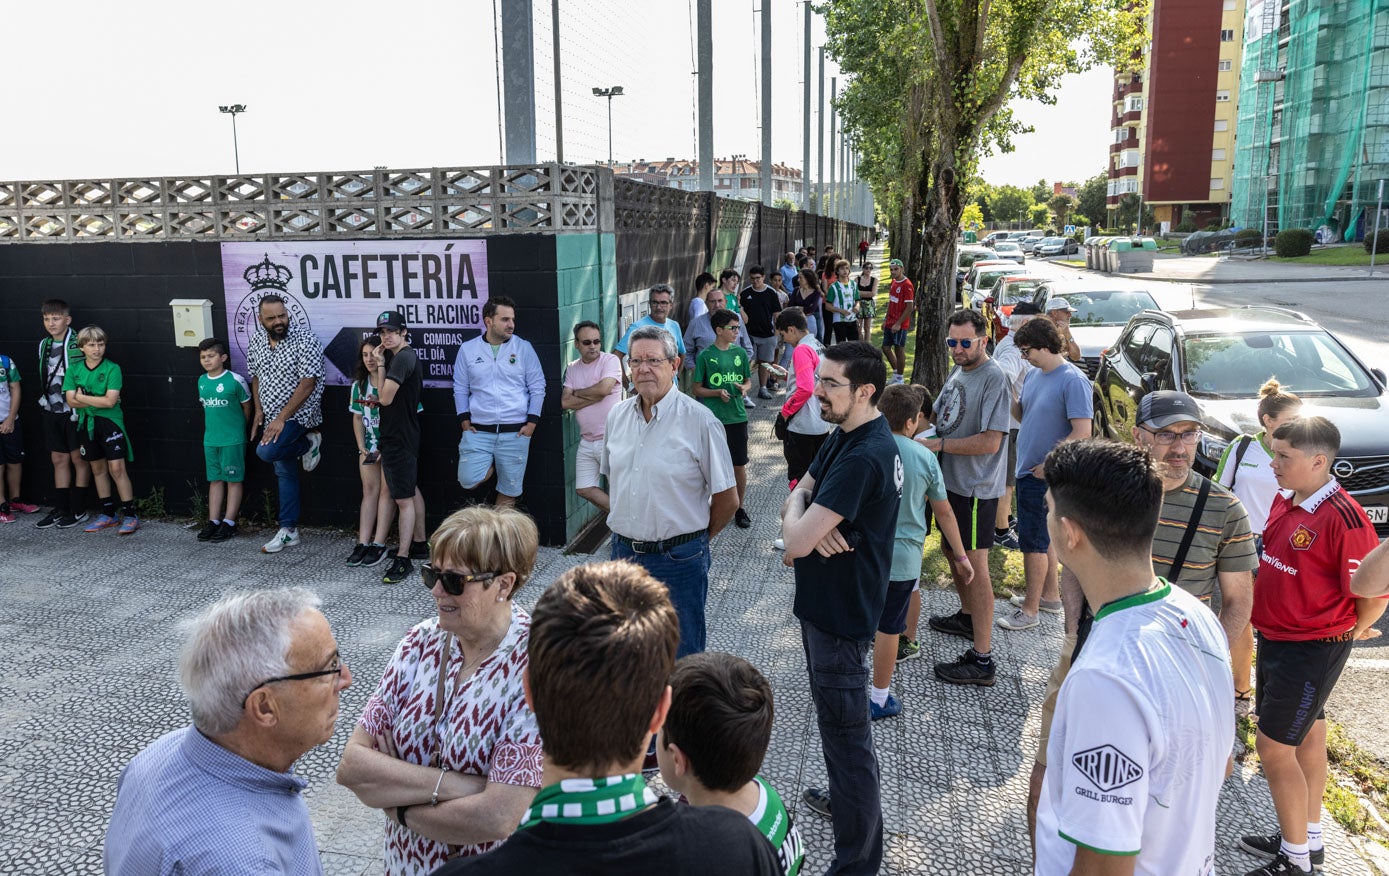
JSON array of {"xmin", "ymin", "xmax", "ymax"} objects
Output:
[
  {"xmin": 1034, "ymin": 439, "xmax": 1233, "ymax": 876},
  {"xmin": 451, "ymin": 296, "xmax": 547, "ymax": 507}
]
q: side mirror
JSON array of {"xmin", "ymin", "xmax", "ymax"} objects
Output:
[
  {"xmin": 1374, "ymin": 368, "xmax": 1387, "ymax": 388},
  {"xmin": 1140, "ymin": 372, "xmax": 1158, "ymax": 394}
]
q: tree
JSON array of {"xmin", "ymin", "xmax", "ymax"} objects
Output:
[
  {"xmin": 1028, "ymin": 203, "xmax": 1051, "ymax": 228},
  {"xmin": 824, "ymin": 0, "xmax": 1144, "ymax": 387},
  {"xmin": 1075, "ymin": 172, "xmax": 1108, "ymax": 226},
  {"xmin": 774, "ymin": 198, "xmax": 799, "ymax": 212},
  {"xmin": 989, "ymin": 185, "xmax": 1033, "ymax": 226},
  {"xmin": 1048, "ymin": 193, "xmax": 1077, "ymax": 230},
  {"xmin": 1030, "ymin": 178, "xmax": 1052, "ymax": 203},
  {"xmin": 978, "ymin": 194, "xmax": 995, "ymax": 223},
  {"xmin": 960, "ymin": 203, "xmax": 985, "ymax": 231},
  {"xmin": 1116, "ymin": 194, "xmax": 1154, "ymax": 234}
]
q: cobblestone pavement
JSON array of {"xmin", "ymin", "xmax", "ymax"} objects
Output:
[{"xmin": 0, "ymin": 403, "xmax": 1369, "ymax": 875}]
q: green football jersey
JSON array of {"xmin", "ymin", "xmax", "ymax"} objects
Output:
[
  {"xmin": 694, "ymin": 344, "xmax": 751, "ymax": 425},
  {"xmin": 199, "ymin": 370, "xmax": 251, "ymax": 447},
  {"xmin": 752, "ymin": 775, "xmax": 803, "ymax": 876},
  {"xmin": 62, "ymin": 358, "xmax": 125, "ymax": 434}
]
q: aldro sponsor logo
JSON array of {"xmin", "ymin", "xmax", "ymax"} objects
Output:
[{"xmin": 1072, "ymin": 744, "xmax": 1142, "ymax": 806}]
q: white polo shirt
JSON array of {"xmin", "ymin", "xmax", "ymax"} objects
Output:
[
  {"xmin": 1035, "ymin": 580, "xmax": 1233, "ymax": 876},
  {"xmin": 601, "ymin": 388, "xmax": 735, "ymax": 542}
]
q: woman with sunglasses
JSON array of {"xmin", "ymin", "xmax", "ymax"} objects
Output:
[{"xmin": 337, "ymin": 506, "xmax": 543, "ymax": 875}]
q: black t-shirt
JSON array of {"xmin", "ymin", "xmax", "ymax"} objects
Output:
[
  {"xmin": 740, "ymin": 286, "xmax": 782, "ymax": 339},
  {"xmin": 381, "ymin": 346, "xmax": 423, "ymax": 448},
  {"xmin": 431, "ymin": 798, "xmax": 781, "ymax": 875},
  {"xmin": 793, "ymin": 415, "xmax": 903, "ymax": 642}
]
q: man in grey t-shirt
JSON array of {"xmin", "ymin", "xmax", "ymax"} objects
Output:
[{"xmin": 915, "ymin": 309, "xmax": 1010, "ymax": 686}]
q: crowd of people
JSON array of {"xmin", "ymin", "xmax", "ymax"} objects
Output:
[{"xmin": 29, "ymin": 244, "xmax": 1388, "ymax": 875}]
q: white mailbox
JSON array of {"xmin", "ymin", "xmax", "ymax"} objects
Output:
[{"xmin": 169, "ymin": 299, "xmax": 215, "ymax": 348}]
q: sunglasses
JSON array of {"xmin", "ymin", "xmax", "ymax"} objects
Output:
[
  {"xmin": 945, "ymin": 338, "xmax": 982, "ymax": 349},
  {"xmin": 578, "ymin": 339, "xmax": 603, "ymax": 346},
  {"xmin": 422, "ymin": 564, "xmax": 503, "ymax": 595}
]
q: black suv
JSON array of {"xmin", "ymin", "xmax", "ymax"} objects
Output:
[{"xmin": 1092, "ymin": 306, "xmax": 1389, "ymax": 536}]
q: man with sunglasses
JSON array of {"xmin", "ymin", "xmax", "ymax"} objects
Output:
[
  {"xmin": 919, "ymin": 309, "xmax": 1011, "ymax": 687},
  {"xmin": 106, "ymin": 588, "xmax": 351, "ymax": 875},
  {"xmin": 614, "ymin": 284, "xmax": 687, "ymax": 392},
  {"xmin": 562, "ymin": 321, "xmax": 622, "ymax": 512}
]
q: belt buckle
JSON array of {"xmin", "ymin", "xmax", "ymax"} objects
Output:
[{"xmin": 632, "ymin": 539, "xmax": 657, "ymax": 555}]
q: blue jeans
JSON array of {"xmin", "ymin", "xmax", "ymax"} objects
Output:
[
  {"xmin": 612, "ymin": 533, "xmax": 709, "ymax": 658},
  {"xmin": 255, "ymin": 419, "xmax": 310, "ymax": 528},
  {"xmin": 801, "ymin": 620, "xmax": 882, "ymax": 875}
]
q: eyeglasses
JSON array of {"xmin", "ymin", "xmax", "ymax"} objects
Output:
[
  {"xmin": 1141, "ymin": 427, "xmax": 1202, "ymax": 446},
  {"xmin": 578, "ymin": 339, "xmax": 603, "ymax": 347},
  {"xmin": 628, "ymin": 358, "xmax": 673, "ymax": 370},
  {"xmin": 649, "ymin": 299, "xmax": 672, "ymax": 308},
  {"xmin": 422, "ymin": 564, "xmax": 503, "ymax": 595},
  {"xmin": 946, "ymin": 338, "xmax": 982, "ymax": 349},
  {"xmin": 242, "ymin": 658, "xmax": 344, "ymax": 707},
  {"xmin": 716, "ymin": 324, "xmax": 740, "ymax": 331},
  {"xmin": 815, "ymin": 376, "xmax": 861, "ymax": 391},
  {"xmin": 1017, "ymin": 347, "xmax": 1033, "ymax": 357}
]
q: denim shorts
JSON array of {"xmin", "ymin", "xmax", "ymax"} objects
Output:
[
  {"xmin": 458, "ymin": 429, "xmax": 531, "ymax": 498},
  {"xmin": 1015, "ymin": 473, "xmax": 1050, "ymax": 554}
]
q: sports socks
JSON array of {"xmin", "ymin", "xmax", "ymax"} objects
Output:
[
  {"xmin": 870, "ymin": 685, "xmax": 890, "ymax": 708},
  {"xmin": 970, "ymin": 648, "xmax": 993, "ymax": 665},
  {"xmin": 1307, "ymin": 821, "xmax": 1324, "ymax": 852},
  {"xmin": 1280, "ymin": 839, "xmax": 1311, "ymax": 872}
]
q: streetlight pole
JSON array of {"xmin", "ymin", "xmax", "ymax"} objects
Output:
[
  {"xmin": 591, "ymin": 86, "xmax": 624, "ymax": 166},
  {"xmin": 218, "ymin": 104, "xmax": 246, "ymax": 174}
]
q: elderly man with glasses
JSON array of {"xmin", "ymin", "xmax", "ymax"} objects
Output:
[
  {"xmin": 614, "ymin": 284, "xmax": 687, "ymax": 392},
  {"xmin": 105, "ymin": 588, "xmax": 352, "ymax": 875}
]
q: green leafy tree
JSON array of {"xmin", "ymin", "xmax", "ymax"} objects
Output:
[
  {"xmin": 774, "ymin": 198, "xmax": 799, "ymax": 212},
  {"xmin": 989, "ymin": 185, "xmax": 1034, "ymax": 226},
  {"xmin": 960, "ymin": 202, "xmax": 985, "ymax": 230},
  {"xmin": 824, "ymin": 0, "xmax": 1146, "ymax": 386},
  {"xmin": 1030, "ymin": 178, "xmax": 1052, "ymax": 203},
  {"xmin": 1076, "ymin": 172, "xmax": 1108, "ymax": 226},
  {"xmin": 1047, "ymin": 193, "xmax": 1077, "ymax": 230},
  {"xmin": 1116, "ymin": 194, "xmax": 1154, "ymax": 234},
  {"xmin": 1028, "ymin": 203, "xmax": 1051, "ymax": 228},
  {"xmin": 978, "ymin": 194, "xmax": 994, "ymax": 223}
]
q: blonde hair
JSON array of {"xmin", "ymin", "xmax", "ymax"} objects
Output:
[
  {"xmin": 1256, "ymin": 378, "xmax": 1301, "ymax": 426},
  {"xmin": 429, "ymin": 507, "xmax": 539, "ymax": 598},
  {"xmin": 76, "ymin": 324, "xmax": 108, "ymax": 347}
]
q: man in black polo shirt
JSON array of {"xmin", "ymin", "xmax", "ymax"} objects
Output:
[
  {"xmin": 780, "ymin": 340, "xmax": 902, "ymax": 876},
  {"xmin": 740, "ymin": 266, "xmax": 783, "ymax": 401},
  {"xmin": 374, "ymin": 310, "xmax": 427, "ymax": 585}
]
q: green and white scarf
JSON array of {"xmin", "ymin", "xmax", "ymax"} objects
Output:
[{"xmin": 518, "ymin": 773, "xmax": 658, "ymax": 830}]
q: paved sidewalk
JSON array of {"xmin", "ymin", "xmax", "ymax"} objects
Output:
[
  {"xmin": 1067, "ymin": 251, "xmax": 1389, "ymax": 285},
  {"xmin": 0, "ymin": 402, "xmax": 1371, "ymax": 874}
]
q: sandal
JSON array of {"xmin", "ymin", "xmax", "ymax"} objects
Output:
[{"xmin": 1235, "ymin": 689, "xmax": 1254, "ymax": 719}]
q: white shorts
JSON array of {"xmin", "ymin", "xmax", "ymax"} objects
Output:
[{"xmin": 575, "ymin": 437, "xmax": 605, "ymax": 490}]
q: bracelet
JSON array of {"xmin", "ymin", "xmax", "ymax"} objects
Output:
[
  {"xmin": 396, "ymin": 805, "xmax": 410, "ymax": 828},
  {"xmin": 430, "ymin": 767, "xmax": 447, "ymax": 806},
  {"xmin": 956, "ymin": 555, "xmax": 968, "ymax": 563}
]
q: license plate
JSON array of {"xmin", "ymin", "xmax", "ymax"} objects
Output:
[{"xmin": 1366, "ymin": 505, "xmax": 1388, "ymax": 524}]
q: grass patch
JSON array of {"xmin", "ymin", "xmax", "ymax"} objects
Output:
[
  {"xmin": 917, "ymin": 525, "xmax": 1024, "ymax": 599},
  {"xmin": 1271, "ymin": 246, "xmax": 1381, "ymax": 266},
  {"xmin": 132, "ymin": 486, "xmax": 167, "ymax": 518}
]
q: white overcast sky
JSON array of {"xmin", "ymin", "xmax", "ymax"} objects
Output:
[{"xmin": 2, "ymin": 0, "xmax": 1110, "ymax": 189}]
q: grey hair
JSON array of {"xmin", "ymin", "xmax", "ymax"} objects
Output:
[
  {"xmin": 179, "ymin": 588, "xmax": 323, "ymax": 736},
  {"xmin": 629, "ymin": 325, "xmax": 678, "ymax": 360},
  {"xmin": 1008, "ymin": 312, "xmax": 1038, "ymax": 332},
  {"xmin": 648, "ymin": 283, "xmax": 675, "ymax": 299}
]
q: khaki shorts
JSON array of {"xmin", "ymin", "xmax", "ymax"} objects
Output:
[{"xmin": 1035, "ymin": 632, "xmax": 1077, "ymax": 767}]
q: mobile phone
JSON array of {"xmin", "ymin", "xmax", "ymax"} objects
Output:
[{"xmin": 362, "ymin": 451, "xmax": 380, "ymax": 464}]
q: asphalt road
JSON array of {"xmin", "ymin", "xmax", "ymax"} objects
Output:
[{"xmin": 1021, "ymin": 256, "xmax": 1389, "ymax": 760}]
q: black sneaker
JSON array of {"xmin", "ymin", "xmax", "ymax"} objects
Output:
[
  {"xmin": 897, "ymin": 636, "xmax": 921, "ymax": 663},
  {"xmin": 210, "ymin": 521, "xmax": 237, "ymax": 543},
  {"xmin": 382, "ymin": 556, "xmax": 413, "ymax": 585},
  {"xmin": 734, "ymin": 508, "xmax": 752, "ymax": 529},
  {"xmin": 196, "ymin": 521, "xmax": 220, "ymax": 541},
  {"xmin": 935, "ymin": 649, "xmax": 996, "ymax": 687},
  {"xmin": 993, "ymin": 528, "xmax": 1021, "ymax": 550},
  {"xmin": 346, "ymin": 543, "xmax": 369, "ymax": 566},
  {"xmin": 409, "ymin": 539, "xmax": 430, "ymax": 561},
  {"xmin": 1242, "ymin": 851, "xmax": 1314, "ymax": 876},
  {"xmin": 802, "ymin": 787, "xmax": 832, "ymax": 820},
  {"xmin": 1240, "ymin": 832, "xmax": 1323, "ymax": 868},
  {"xmin": 928, "ymin": 611, "xmax": 975, "ymax": 640},
  {"xmin": 36, "ymin": 510, "xmax": 61, "ymax": 529},
  {"xmin": 54, "ymin": 514, "xmax": 81, "ymax": 529},
  {"xmin": 360, "ymin": 544, "xmax": 389, "ymax": 567}
]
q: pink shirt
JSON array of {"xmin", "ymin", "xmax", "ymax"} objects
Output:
[{"xmin": 563, "ymin": 351, "xmax": 622, "ymax": 441}]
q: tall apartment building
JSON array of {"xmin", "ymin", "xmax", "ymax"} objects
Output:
[
  {"xmin": 1231, "ymin": 1, "xmax": 1389, "ymax": 239},
  {"xmin": 1107, "ymin": 0, "xmax": 1245, "ymax": 230}
]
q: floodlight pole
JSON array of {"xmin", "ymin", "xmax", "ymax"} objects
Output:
[
  {"xmin": 592, "ymin": 86, "xmax": 624, "ymax": 166},
  {"xmin": 218, "ymin": 104, "xmax": 246, "ymax": 174}
]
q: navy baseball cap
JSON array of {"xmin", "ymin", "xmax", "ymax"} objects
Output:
[
  {"xmin": 376, "ymin": 310, "xmax": 407, "ymax": 331},
  {"xmin": 1137, "ymin": 391, "xmax": 1203, "ymax": 429}
]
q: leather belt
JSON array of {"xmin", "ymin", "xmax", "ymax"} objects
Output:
[
  {"xmin": 613, "ymin": 530, "xmax": 708, "ymax": 555},
  {"xmin": 472, "ymin": 422, "xmax": 526, "ymax": 433}
]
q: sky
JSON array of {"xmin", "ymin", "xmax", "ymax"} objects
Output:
[{"xmin": 1, "ymin": 0, "xmax": 1111, "ymax": 190}]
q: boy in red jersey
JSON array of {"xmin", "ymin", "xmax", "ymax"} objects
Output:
[
  {"xmin": 880, "ymin": 260, "xmax": 915, "ymax": 385},
  {"xmin": 1239, "ymin": 416, "xmax": 1386, "ymax": 876}
]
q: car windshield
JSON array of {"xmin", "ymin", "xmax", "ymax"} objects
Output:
[
  {"xmin": 1183, "ymin": 331, "xmax": 1377, "ymax": 399},
  {"xmin": 979, "ymin": 268, "xmax": 1021, "ymax": 289},
  {"xmin": 996, "ymin": 243, "xmax": 1020, "ymax": 252},
  {"xmin": 999, "ymin": 281, "xmax": 1045, "ymax": 304},
  {"xmin": 1042, "ymin": 238, "xmax": 1064, "ymax": 246},
  {"xmin": 1048, "ymin": 291, "xmax": 1157, "ymax": 326},
  {"xmin": 958, "ymin": 250, "xmax": 991, "ymax": 269}
]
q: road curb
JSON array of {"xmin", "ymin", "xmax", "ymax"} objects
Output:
[{"xmin": 1047, "ymin": 259, "xmax": 1388, "ymax": 285}]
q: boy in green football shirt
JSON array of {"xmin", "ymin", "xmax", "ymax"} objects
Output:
[
  {"xmin": 658, "ymin": 652, "xmax": 804, "ymax": 876},
  {"xmin": 693, "ymin": 309, "xmax": 754, "ymax": 528},
  {"xmin": 196, "ymin": 338, "xmax": 253, "ymax": 542},
  {"xmin": 63, "ymin": 325, "xmax": 138, "ymax": 534}
]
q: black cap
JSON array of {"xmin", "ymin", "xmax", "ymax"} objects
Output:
[
  {"xmin": 376, "ymin": 310, "xmax": 407, "ymax": 331},
  {"xmin": 1012, "ymin": 301, "xmax": 1042, "ymax": 316},
  {"xmin": 1137, "ymin": 391, "xmax": 1203, "ymax": 429}
]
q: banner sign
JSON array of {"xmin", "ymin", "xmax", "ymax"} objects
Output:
[{"xmin": 221, "ymin": 240, "xmax": 489, "ymax": 388}]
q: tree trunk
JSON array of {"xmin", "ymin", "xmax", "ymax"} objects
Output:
[{"xmin": 909, "ymin": 151, "xmax": 963, "ymax": 391}]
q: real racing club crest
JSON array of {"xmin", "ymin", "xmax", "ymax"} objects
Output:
[{"xmin": 1290, "ymin": 524, "xmax": 1318, "ymax": 551}]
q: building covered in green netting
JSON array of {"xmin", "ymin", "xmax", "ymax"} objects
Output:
[{"xmin": 1231, "ymin": 0, "xmax": 1389, "ymax": 240}]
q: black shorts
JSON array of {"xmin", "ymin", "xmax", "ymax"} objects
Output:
[
  {"xmin": 723, "ymin": 421, "xmax": 749, "ymax": 467},
  {"xmin": 784, "ymin": 430, "xmax": 828, "ymax": 485},
  {"xmin": 878, "ymin": 579, "xmax": 916, "ymax": 635},
  {"xmin": 78, "ymin": 418, "xmax": 129, "ymax": 463},
  {"xmin": 41, "ymin": 409, "xmax": 81, "ymax": 454},
  {"xmin": 831, "ymin": 322, "xmax": 861, "ymax": 344},
  {"xmin": 947, "ymin": 491, "xmax": 1000, "ymax": 553},
  {"xmin": 381, "ymin": 443, "xmax": 420, "ymax": 501},
  {"xmin": 1255, "ymin": 633, "xmax": 1354, "ymax": 746},
  {"xmin": 0, "ymin": 425, "xmax": 23, "ymax": 464}
]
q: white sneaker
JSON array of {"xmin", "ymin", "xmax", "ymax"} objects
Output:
[
  {"xmin": 996, "ymin": 608, "xmax": 1040, "ymax": 631},
  {"xmin": 1009, "ymin": 593, "xmax": 1063, "ymax": 614},
  {"xmin": 743, "ymin": 396, "xmax": 756, "ymax": 408},
  {"xmin": 774, "ymin": 538, "xmax": 785, "ymax": 551},
  {"xmin": 262, "ymin": 527, "xmax": 301, "ymax": 553},
  {"xmin": 301, "ymin": 431, "xmax": 323, "ymax": 472}
]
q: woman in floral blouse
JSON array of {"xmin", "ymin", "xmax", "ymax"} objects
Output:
[{"xmin": 337, "ymin": 506, "xmax": 544, "ymax": 875}]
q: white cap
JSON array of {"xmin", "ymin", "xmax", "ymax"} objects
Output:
[{"xmin": 1043, "ymin": 297, "xmax": 1077, "ymax": 313}]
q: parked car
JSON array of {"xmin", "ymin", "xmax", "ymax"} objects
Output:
[
  {"xmin": 992, "ymin": 241, "xmax": 1026, "ymax": 264},
  {"xmin": 962, "ymin": 262, "xmax": 1028, "ymax": 307},
  {"xmin": 1029, "ymin": 282, "xmax": 1161, "ymax": 379},
  {"xmin": 1091, "ymin": 306, "xmax": 1389, "ymax": 535},
  {"xmin": 956, "ymin": 245, "xmax": 996, "ymax": 294},
  {"xmin": 1036, "ymin": 236, "xmax": 1079, "ymax": 257},
  {"xmin": 981, "ymin": 231, "xmax": 1009, "ymax": 248},
  {"xmin": 973, "ymin": 275, "xmax": 1047, "ymax": 316},
  {"xmin": 1020, "ymin": 235, "xmax": 1047, "ymax": 254}
]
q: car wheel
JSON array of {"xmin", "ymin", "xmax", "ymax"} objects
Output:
[{"xmin": 1092, "ymin": 402, "xmax": 1108, "ymax": 440}]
